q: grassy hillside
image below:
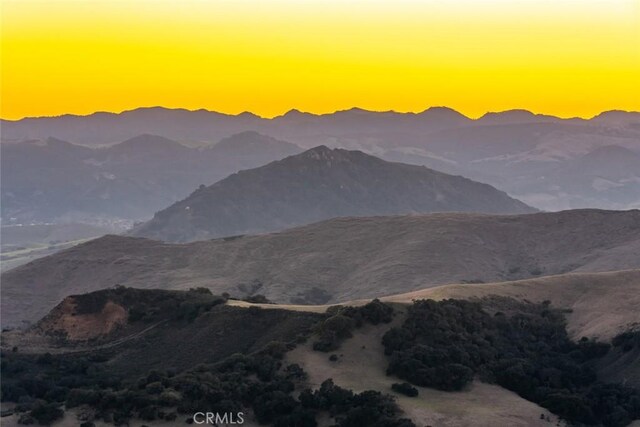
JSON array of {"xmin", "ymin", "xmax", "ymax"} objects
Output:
[
  {"xmin": 3, "ymin": 209, "xmax": 639, "ymax": 327},
  {"xmin": 229, "ymin": 269, "xmax": 640, "ymax": 343}
]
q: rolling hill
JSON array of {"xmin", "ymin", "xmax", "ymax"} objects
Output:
[
  {"xmin": 130, "ymin": 146, "xmax": 535, "ymax": 242},
  {"xmin": 3, "ymin": 209, "xmax": 639, "ymax": 327},
  {"xmin": 227, "ymin": 268, "xmax": 640, "ymax": 343}
]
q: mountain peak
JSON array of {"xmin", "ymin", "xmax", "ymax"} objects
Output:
[
  {"xmin": 420, "ymin": 106, "xmax": 468, "ymax": 117},
  {"xmin": 302, "ymin": 145, "xmax": 334, "ymax": 155},
  {"xmin": 591, "ymin": 110, "xmax": 640, "ymax": 125},
  {"xmin": 296, "ymin": 146, "xmax": 367, "ymax": 164},
  {"xmin": 119, "ymin": 133, "xmax": 178, "ymax": 146},
  {"xmin": 335, "ymin": 107, "xmax": 373, "ymax": 115},
  {"xmin": 211, "ymin": 132, "xmax": 301, "ymax": 155},
  {"xmin": 236, "ymin": 111, "xmax": 260, "ymax": 119},
  {"xmin": 218, "ymin": 130, "xmax": 265, "ymax": 142},
  {"xmin": 131, "ymin": 148, "xmax": 534, "ymax": 242},
  {"xmin": 109, "ymin": 134, "xmax": 187, "ymax": 155},
  {"xmin": 280, "ymin": 109, "xmax": 315, "ymax": 119},
  {"xmin": 478, "ymin": 109, "xmax": 558, "ymax": 124}
]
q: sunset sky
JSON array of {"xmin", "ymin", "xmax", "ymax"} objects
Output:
[{"xmin": 1, "ymin": 0, "xmax": 639, "ymax": 120}]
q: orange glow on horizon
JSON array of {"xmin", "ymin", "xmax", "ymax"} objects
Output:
[{"xmin": 1, "ymin": 0, "xmax": 639, "ymax": 120}]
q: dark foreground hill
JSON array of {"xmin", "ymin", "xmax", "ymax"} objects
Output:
[
  {"xmin": 3, "ymin": 209, "xmax": 639, "ymax": 327},
  {"xmin": 1, "ymin": 283, "xmax": 639, "ymax": 426},
  {"xmin": 131, "ymin": 146, "xmax": 535, "ymax": 242}
]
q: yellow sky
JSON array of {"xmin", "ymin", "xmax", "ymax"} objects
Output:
[{"xmin": 1, "ymin": 0, "xmax": 639, "ymax": 119}]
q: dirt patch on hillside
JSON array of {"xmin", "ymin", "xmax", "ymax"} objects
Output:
[{"xmin": 37, "ymin": 297, "xmax": 127, "ymax": 341}]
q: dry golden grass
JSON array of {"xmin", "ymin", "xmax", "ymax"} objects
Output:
[
  {"xmin": 232, "ymin": 269, "xmax": 640, "ymax": 341},
  {"xmin": 287, "ymin": 315, "xmax": 562, "ymax": 427},
  {"xmin": 381, "ymin": 269, "xmax": 640, "ymax": 341}
]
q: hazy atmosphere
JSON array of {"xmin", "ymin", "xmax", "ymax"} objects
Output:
[{"xmin": 1, "ymin": 1, "xmax": 639, "ymax": 426}]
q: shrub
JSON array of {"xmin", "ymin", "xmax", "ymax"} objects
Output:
[
  {"xmin": 243, "ymin": 294, "xmax": 273, "ymax": 304},
  {"xmin": 612, "ymin": 331, "xmax": 640, "ymax": 353},
  {"xmin": 144, "ymin": 381, "xmax": 163, "ymax": 395},
  {"xmin": 29, "ymin": 400, "xmax": 64, "ymax": 425},
  {"xmin": 313, "ymin": 315, "xmax": 355, "ymax": 352},
  {"xmin": 391, "ymin": 383, "xmax": 418, "ymax": 397},
  {"xmin": 159, "ymin": 390, "xmax": 181, "ymax": 406},
  {"xmin": 260, "ymin": 341, "xmax": 289, "ymax": 359}
]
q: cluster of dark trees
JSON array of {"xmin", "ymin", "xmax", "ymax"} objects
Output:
[
  {"xmin": 382, "ymin": 298, "xmax": 640, "ymax": 427},
  {"xmin": 122, "ymin": 286, "xmax": 227, "ymax": 323},
  {"xmin": 2, "ymin": 335, "xmax": 412, "ymax": 426},
  {"xmin": 313, "ymin": 299, "xmax": 394, "ymax": 352},
  {"xmin": 59, "ymin": 285, "xmax": 228, "ymax": 326},
  {"xmin": 1, "ymin": 350, "xmax": 117, "ymax": 425},
  {"xmin": 612, "ymin": 331, "xmax": 640, "ymax": 353},
  {"xmin": 298, "ymin": 379, "xmax": 415, "ymax": 427}
]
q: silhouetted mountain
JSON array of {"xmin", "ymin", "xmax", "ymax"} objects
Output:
[
  {"xmin": 591, "ymin": 110, "xmax": 640, "ymax": 126},
  {"xmin": 535, "ymin": 145, "xmax": 640, "ymax": 209},
  {"xmin": 2, "ymin": 107, "xmax": 639, "ymax": 214},
  {"xmin": 4, "ymin": 106, "xmax": 637, "ymax": 146},
  {"xmin": 104, "ymin": 134, "xmax": 192, "ymax": 159},
  {"xmin": 573, "ymin": 145, "xmax": 640, "ymax": 178},
  {"xmin": 477, "ymin": 109, "xmax": 563, "ymax": 125},
  {"xmin": 0, "ymin": 133, "xmax": 302, "ymax": 224},
  {"xmin": 206, "ymin": 131, "xmax": 302, "ymax": 170},
  {"xmin": 130, "ymin": 146, "xmax": 535, "ymax": 242}
]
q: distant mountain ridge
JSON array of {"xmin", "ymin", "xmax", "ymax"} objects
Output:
[
  {"xmin": 130, "ymin": 146, "xmax": 535, "ymax": 242},
  {"xmin": 3, "ymin": 107, "xmax": 639, "ymax": 219},
  {"xmin": 2, "ymin": 106, "xmax": 638, "ymax": 145},
  {"xmin": 1, "ymin": 132, "xmax": 302, "ymax": 223}
]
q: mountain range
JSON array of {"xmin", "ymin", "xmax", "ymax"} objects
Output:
[
  {"xmin": 3, "ymin": 107, "xmax": 639, "ymax": 220},
  {"xmin": 2, "ymin": 107, "xmax": 638, "ymax": 146},
  {"xmin": 1, "ymin": 132, "xmax": 301, "ymax": 224},
  {"xmin": 130, "ymin": 146, "xmax": 534, "ymax": 242}
]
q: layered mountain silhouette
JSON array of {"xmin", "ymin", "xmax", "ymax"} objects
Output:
[
  {"xmin": 3, "ymin": 107, "xmax": 639, "ymax": 214},
  {"xmin": 1, "ymin": 132, "xmax": 302, "ymax": 223},
  {"xmin": 130, "ymin": 146, "xmax": 535, "ymax": 242},
  {"xmin": 2, "ymin": 106, "xmax": 638, "ymax": 146}
]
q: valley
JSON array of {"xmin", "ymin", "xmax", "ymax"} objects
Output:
[{"xmin": 0, "ymin": 223, "xmax": 115, "ymax": 272}]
